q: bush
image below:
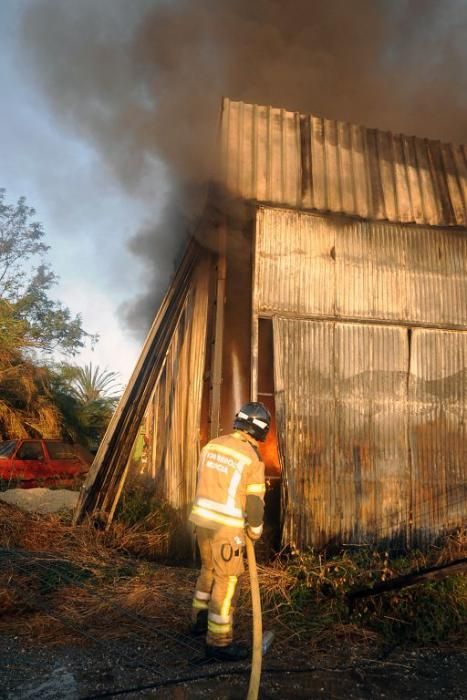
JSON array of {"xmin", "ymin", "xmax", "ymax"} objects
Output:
[
  {"xmin": 259, "ymin": 532, "xmax": 466, "ymax": 647},
  {"xmin": 112, "ymin": 476, "xmax": 192, "ymax": 561}
]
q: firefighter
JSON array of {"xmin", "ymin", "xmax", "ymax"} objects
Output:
[{"xmin": 189, "ymin": 402, "xmax": 271, "ymax": 661}]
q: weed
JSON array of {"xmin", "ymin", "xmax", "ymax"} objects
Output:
[
  {"xmin": 113, "ymin": 476, "xmax": 191, "ymax": 561},
  {"xmin": 257, "ymin": 532, "xmax": 466, "ymax": 647}
]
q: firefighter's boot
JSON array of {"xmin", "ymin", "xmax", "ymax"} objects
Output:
[
  {"xmin": 206, "ymin": 642, "xmax": 249, "ymax": 662},
  {"xmin": 190, "ymin": 609, "xmax": 208, "ymax": 636}
]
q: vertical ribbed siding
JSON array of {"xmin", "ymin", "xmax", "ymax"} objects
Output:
[
  {"xmin": 255, "ymin": 207, "xmax": 467, "ymax": 329},
  {"xmin": 221, "ymin": 98, "xmax": 467, "ymax": 226},
  {"xmin": 335, "ymin": 323, "xmax": 409, "ymax": 545},
  {"xmin": 222, "ymin": 99, "xmax": 301, "ymax": 206},
  {"xmin": 274, "ymin": 318, "xmax": 335, "ymax": 548},
  {"xmin": 273, "ymin": 318, "xmax": 410, "ymax": 549},
  {"xmin": 261, "ymin": 209, "xmax": 467, "ymax": 548},
  {"xmin": 146, "ymin": 260, "xmax": 209, "ymax": 526},
  {"xmin": 409, "ymin": 329, "xmax": 467, "ymax": 544},
  {"xmin": 255, "ymin": 208, "xmax": 335, "ymax": 317}
]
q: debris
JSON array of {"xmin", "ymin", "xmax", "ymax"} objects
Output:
[{"xmin": 0, "ymin": 488, "xmax": 79, "ymax": 514}]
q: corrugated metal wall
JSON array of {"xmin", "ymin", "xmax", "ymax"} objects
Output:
[
  {"xmin": 256, "ymin": 207, "xmax": 467, "ymax": 548},
  {"xmin": 409, "ymin": 329, "xmax": 467, "ymax": 539},
  {"xmin": 255, "ymin": 207, "xmax": 467, "ymax": 329},
  {"xmin": 274, "ymin": 318, "xmax": 411, "ymax": 548},
  {"xmin": 221, "ymin": 98, "xmax": 467, "ymax": 227},
  {"xmin": 143, "ymin": 259, "xmax": 209, "ymax": 524}
]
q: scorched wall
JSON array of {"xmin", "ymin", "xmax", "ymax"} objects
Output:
[{"xmin": 253, "ymin": 206, "xmax": 467, "ymax": 549}]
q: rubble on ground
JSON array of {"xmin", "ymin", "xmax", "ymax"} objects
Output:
[{"xmin": 0, "ymin": 487, "xmax": 79, "ymax": 514}]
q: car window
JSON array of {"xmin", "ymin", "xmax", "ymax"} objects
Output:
[
  {"xmin": 0, "ymin": 441, "xmax": 17, "ymax": 459},
  {"xmin": 16, "ymin": 441, "xmax": 44, "ymax": 460},
  {"xmin": 45, "ymin": 441, "xmax": 76, "ymax": 460}
]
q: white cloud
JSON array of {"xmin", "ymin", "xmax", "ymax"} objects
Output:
[{"xmin": 56, "ymin": 279, "xmax": 142, "ymax": 384}]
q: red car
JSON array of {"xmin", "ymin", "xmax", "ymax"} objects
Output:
[{"xmin": 0, "ymin": 439, "xmax": 89, "ymax": 489}]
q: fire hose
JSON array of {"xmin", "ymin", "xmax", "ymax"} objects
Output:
[{"xmin": 245, "ymin": 535, "xmax": 262, "ymax": 700}]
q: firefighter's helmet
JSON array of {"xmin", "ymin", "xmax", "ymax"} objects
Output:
[{"xmin": 233, "ymin": 402, "xmax": 271, "ymax": 442}]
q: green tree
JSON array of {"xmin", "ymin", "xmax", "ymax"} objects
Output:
[
  {"xmin": 0, "ymin": 190, "xmax": 96, "ymax": 438},
  {"xmin": 0, "ymin": 188, "xmax": 95, "ymax": 355}
]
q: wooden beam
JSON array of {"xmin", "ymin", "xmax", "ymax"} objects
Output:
[
  {"xmin": 209, "ymin": 223, "xmax": 227, "ymax": 438},
  {"xmin": 251, "ymin": 220, "xmax": 259, "ymax": 401},
  {"xmin": 347, "ymin": 557, "xmax": 467, "ymax": 605}
]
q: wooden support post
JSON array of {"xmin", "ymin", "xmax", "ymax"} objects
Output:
[
  {"xmin": 251, "ymin": 222, "xmax": 259, "ymax": 402},
  {"xmin": 209, "ymin": 223, "xmax": 227, "ymax": 438},
  {"xmin": 151, "ymin": 391, "xmax": 159, "ymax": 480},
  {"xmin": 251, "ymin": 313, "xmax": 259, "ymax": 402}
]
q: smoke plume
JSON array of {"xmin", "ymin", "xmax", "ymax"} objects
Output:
[{"xmin": 20, "ymin": 0, "xmax": 467, "ymax": 331}]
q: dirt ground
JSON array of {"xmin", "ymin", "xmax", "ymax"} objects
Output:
[
  {"xmin": 1, "ymin": 499, "xmax": 465, "ymax": 699},
  {"xmin": 1, "ymin": 615, "xmax": 466, "ymax": 699},
  {"xmin": 1, "ymin": 634, "xmax": 466, "ymax": 699}
]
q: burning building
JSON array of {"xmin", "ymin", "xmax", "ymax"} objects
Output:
[{"xmin": 74, "ymin": 98, "xmax": 467, "ymax": 551}]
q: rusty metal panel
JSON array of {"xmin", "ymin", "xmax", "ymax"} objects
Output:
[
  {"xmin": 404, "ymin": 226, "xmax": 467, "ymax": 327},
  {"xmin": 220, "ymin": 98, "xmax": 467, "ymax": 226},
  {"xmin": 350, "ymin": 123, "xmax": 371, "ymax": 219},
  {"xmin": 335, "ymin": 218, "xmax": 406, "ymax": 322},
  {"xmin": 335, "ymin": 323, "xmax": 410, "ymax": 545},
  {"xmin": 221, "ymin": 99, "xmax": 301, "ymax": 205},
  {"xmin": 392, "ymin": 133, "xmax": 412, "ymax": 223},
  {"xmin": 273, "ymin": 315, "xmax": 467, "ymax": 549},
  {"xmin": 337, "ymin": 120, "xmax": 355, "ymax": 214},
  {"xmin": 273, "ymin": 317, "xmax": 410, "ymax": 549},
  {"xmin": 149, "ymin": 259, "xmax": 210, "ymax": 518},
  {"xmin": 273, "ymin": 317, "xmax": 335, "ymax": 548},
  {"xmin": 255, "ymin": 207, "xmax": 467, "ymax": 329},
  {"xmin": 409, "ymin": 329, "xmax": 467, "ymax": 544},
  {"xmin": 377, "ymin": 130, "xmax": 397, "ymax": 222},
  {"xmin": 254, "ymin": 208, "xmax": 336, "ymax": 318}
]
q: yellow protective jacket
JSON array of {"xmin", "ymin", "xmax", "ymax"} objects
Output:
[{"xmin": 189, "ymin": 431, "xmax": 265, "ymax": 535}]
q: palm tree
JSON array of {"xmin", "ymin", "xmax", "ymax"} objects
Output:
[
  {"xmin": 69, "ymin": 363, "xmax": 121, "ymax": 403},
  {"xmin": 49, "ymin": 362, "xmax": 122, "ymax": 453}
]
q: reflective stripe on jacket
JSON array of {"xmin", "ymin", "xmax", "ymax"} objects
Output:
[{"xmin": 189, "ymin": 431, "xmax": 265, "ymax": 532}]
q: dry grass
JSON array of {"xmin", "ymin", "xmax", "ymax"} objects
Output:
[
  {"xmin": 1, "ymin": 500, "xmax": 465, "ymax": 653},
  {"xmin": 0, "ymin": 401, "xmax": 30, "ymax": 439},
  {"xmin": 0, "ymin": 569, "xmax": 194, "ymax": 646},
  {"xmin": 0, "ymin": 498, "xmax": 172, "ymax": 564},
  {"xmin": 0, "ymin": 354, "xmax": 62, "ymax": 440},
  {"xmin": 0, "ymin": 501, "xmax": 196, "ymax": 646}
]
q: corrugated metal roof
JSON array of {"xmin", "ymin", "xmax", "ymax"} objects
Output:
[
  {"xmin": 254, "ymin": 207, "xmax": 467, "ymax": 329},
  {"xmin": 220, "ymin": 98, "xmax": 467, "ymax": 227}
]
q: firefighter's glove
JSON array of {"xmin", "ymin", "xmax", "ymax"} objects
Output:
[{"xmin": 246, "ymin": 524, "xmax": 263, "ymax": 541}]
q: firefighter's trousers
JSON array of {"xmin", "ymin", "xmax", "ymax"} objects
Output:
[{"xmin": 192, "ymin": 526, "xmax": 245, "ymax": 647}]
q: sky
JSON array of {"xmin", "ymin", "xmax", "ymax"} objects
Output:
[
  {"xmin": 1, "ymin": 1, "xmax": 161, "ymax": 382},
  {"xmin": 1, "ymin": 0, "xmax": 466, "ymax": 385}
]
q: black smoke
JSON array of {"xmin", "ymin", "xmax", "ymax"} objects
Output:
[{"xmin": 20, "ymin": 0, "xmax": 467, "ymax": 332}]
